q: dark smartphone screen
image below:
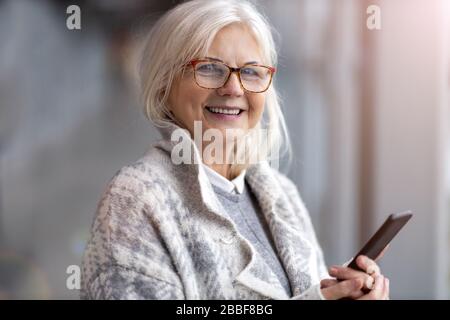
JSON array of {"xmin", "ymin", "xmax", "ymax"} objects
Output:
[{"xmin": 347, "ymin": 211, "xmax": 413, "ymax": 271}]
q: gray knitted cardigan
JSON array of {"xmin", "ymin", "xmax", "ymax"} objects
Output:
[{"xmin": 81, "ymin": 123, "xmax": 328, "ymax": 300}]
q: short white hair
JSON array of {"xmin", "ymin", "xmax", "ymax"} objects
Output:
[{"xmin": 138, "ymin": 0, "xmax": 291, "ymax": 173}]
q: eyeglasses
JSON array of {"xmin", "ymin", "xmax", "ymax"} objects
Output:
[{"xmin": 189, "ymin": 59, "xmax": 276, "ymax": 93}]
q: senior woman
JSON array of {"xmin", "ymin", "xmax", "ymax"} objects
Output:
[{"xmin": 81, "ymin": 0, "xmax": 389, "ymax": 300}]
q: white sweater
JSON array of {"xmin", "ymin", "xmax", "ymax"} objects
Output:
[{"xmin": 81, "ymin": 123, "xmax": 328, "ymax": 300}]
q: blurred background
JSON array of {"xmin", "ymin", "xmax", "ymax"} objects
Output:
[{"xmin": 0, "ymin": 0, "xmax": 448, "ymax": 299}]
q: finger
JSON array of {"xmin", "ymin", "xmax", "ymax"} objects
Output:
[
  {"xmin": 322, "ymin": 273, "xmax": 367, "ymax": 299},
  {"xmin": 321, "ymin": 278, "xmax": 363, "ymax": 300},
  {"xmin": 356, "ymin": 255, "xmax": 381, "ymax": 276},
  {"xmin": 347, "ymin": 288, "xmax": 366, "ymax": 300},
  {"xmin": 328, "ymin": 266, "xmax": 375, "ymax": 290},
  {"xmin": 375, "ymin": 244, "xmax": 390, "ymax": 261},
  {"xmin": 320, "ymin": 279, "xmax": 339, "ymax": 289},
  {"xmin": 358, "ymin": 275, "xmax": 385, "ymax": 300},
  {"xmin": 358, "ymin": 275, "xmax": 384, "ymax": 300},
  {"xmin": 329, "ymin": 265, "xmax": 368, "ymax": 279}
]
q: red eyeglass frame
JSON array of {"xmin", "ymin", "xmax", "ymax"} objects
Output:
[{"xmin": 188, "ymin": 59, "xmax": 276, "ymax": 93}]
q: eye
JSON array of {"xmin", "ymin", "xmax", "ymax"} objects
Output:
[
  {"xmin": 241, "ymin": 67, "xmax": 266, "ymax": 80},
  {"xmin": 197, "ymin": 63, "xmax": 215, "ymax": 71},
  {"xmin": 241, "ymin": 67, "xmax": 258, "ymax": 76},
  {"xmin": 196, "ymin": 63, "xmax": 225, "ymax": 76}
]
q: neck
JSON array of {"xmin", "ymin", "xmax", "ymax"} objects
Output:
[
  {"xmin": 207, "ymin": 163, "xmax": 232, "ymax": 180},
  {"xmin": 200, "ymin": 138, "xmax": 237, "ymax": 180}
]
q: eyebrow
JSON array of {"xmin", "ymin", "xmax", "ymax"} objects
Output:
[{"xmin": 205, "ymin": 56, "xmax": 259, "ymax": 65}]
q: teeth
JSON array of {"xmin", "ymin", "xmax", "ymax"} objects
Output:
[{"xmin": 207, "ymin": 107, "xmax": 241, "ymax": 115}]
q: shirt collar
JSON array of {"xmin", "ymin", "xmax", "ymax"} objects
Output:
[{"xmin": 201, "ymin": 163, "xmax": 246, "ymax": 194}]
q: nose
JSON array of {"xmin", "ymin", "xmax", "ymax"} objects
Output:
[{"xmin": 217, "ymin": 72, "xmax": 244, "ymax": 96}]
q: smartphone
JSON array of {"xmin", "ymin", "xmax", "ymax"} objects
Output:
[{"xmin": 347, "ymin": 211, "xmax": 413, "ymax": 271}]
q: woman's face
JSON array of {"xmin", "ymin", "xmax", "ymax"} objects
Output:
[{"xmin": 167, "ymin": 24, "xmax": 267, "ymax": 139}]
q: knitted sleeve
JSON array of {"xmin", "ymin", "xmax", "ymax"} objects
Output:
[{"xmin": 81, "ymin": 167, "xmax": 185, "ymax": 300}]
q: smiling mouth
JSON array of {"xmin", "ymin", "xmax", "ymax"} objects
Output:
[{"xmin": 205, "ymin": 106, "xmax": 244, "ymax": 115}]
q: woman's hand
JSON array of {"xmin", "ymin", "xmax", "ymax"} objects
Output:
[{"xmin": 320, "ymin": 255, "xmax": 390, "ymax": 300}]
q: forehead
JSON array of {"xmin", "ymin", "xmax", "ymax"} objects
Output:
[{"xmin": 207, "ymin": 24, "xmax": 264, "ymax": 65}]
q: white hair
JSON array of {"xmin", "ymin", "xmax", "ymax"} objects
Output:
[{"xmin": 138, "ymin": 0, "xmax": 291, "ymax": 174}]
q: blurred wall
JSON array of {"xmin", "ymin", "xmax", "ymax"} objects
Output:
[
  {"xmin": 364, "ymin": 0, "xmax": 449, "ymax": 299},
  {"xmin": 0, "ymin": 0, "xmax": 159, "ymax": 299}
]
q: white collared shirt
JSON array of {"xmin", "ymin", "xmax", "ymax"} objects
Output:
[{"xmin": 201, "ymin": 164, "xmax": 246, "ymax": 194}]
